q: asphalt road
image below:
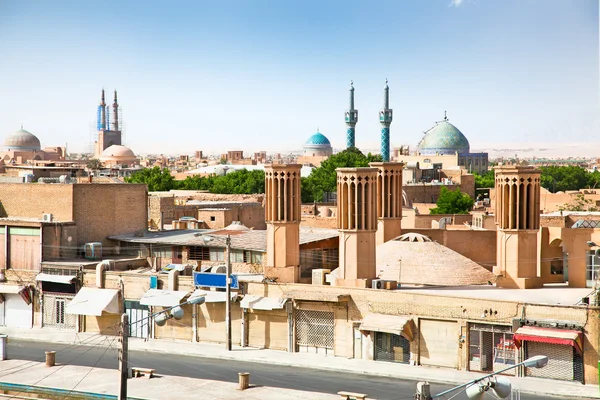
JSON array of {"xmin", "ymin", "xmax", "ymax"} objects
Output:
[{"xmin": 3, "ymin": 339, "xmax": 558, "ymax": 400}]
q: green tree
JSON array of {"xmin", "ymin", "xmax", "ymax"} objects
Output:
[
  {"xmin": 125, "ymin": 166, "xmax": 175, "ymax": 192},
  {"xmin": 86, "ymin": 158, "xmax": 104, "ymax": 170},
  {"xmin": 210, "ymin": 169, "xmax": 265, "ymax": 194},
  {"xmin": 473, "ymin": 169, "xmax": 495, "ymax": 189},
  {"xmin": 540, "ymin": 166, "xmax": 589, "ymax": 193},
  {"xmin": 430, "ymin": 187, "xmax": 474, "ymax": 215},
  {"xmin": 301, "ymin": 147, "xmax": 382, "ymax": 203}
]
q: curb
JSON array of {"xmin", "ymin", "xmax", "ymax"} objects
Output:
[
  {"xmin": 0, "ymin": 381, "xmax": 146, "ymax": 400},
  {"xmin": 6, "ymin": 335, "xmax": 599, "ymax": 400}
]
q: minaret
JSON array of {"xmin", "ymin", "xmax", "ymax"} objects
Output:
[
  {"xmin": 113, "ymin": 90, "xmax": 119, "ymax": 131},
  {"xmin": 494, "ymin": 166, "xmax": 543, "ymax": 289},
  {"xmin": 335, "ymin": 167, "xmax": 378, "ymax": 287},
  {"xmin": 345, "ymin": 81, "xmax": 358, "ymax": 148},
  {"xmin": 379, "ymin": 79, "xmax": 393, "ymax": 162},
  {"xmin": 100, "ymin": 89, "xmax": 106, "ymax": 130},
  {"xmin": 264, "ymin": 164, "xmax": 302, "ymax": 283}
]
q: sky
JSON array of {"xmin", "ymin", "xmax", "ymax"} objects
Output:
[{"xmin": 0, "ymin": 0, "xmax": 598, "ymax": 156}]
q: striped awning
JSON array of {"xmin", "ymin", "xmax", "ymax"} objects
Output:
[{"xmin": 513, "ymin": 326, "xmax": 583, "ymax": 355}]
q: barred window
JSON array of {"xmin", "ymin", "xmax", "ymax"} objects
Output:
[
  {"xmin": 55, "ymin": 299, "xmax": 66, "ymax": 325},
  {"xmin": 188, "ymin": 246, "xmax": 210, "ymax": 261}
]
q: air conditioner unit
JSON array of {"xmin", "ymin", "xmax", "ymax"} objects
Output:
[
  {"xmin": 312, "ymin": 269, "xmax": 331, "ymax": 285},
  {"xmin": 371, "ymin": 279, "xmax": 398, "ymax": 290},
  {"xmin": 84, "ymin": 242, "xmax": 103, "ymax": 260},
  {"xmin": 372, "ymin": 279, "xmax": 385, "ymax": 289},
  {"xmin": 42, "ymin": 213, "xmax": 53, "ymax": 223}
]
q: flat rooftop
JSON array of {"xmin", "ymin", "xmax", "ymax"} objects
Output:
[{"xmin": 398, "ymin": 283, "xmax": 591, "ymax": 306}]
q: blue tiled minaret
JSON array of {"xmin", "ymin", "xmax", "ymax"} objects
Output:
[
  {"xmin": 379, "ymin": 79, "xmax": 393, "ymax": 162},
  {"xmin": 345, "ymin": 81, "xmax": 358, "ymax": 148}
]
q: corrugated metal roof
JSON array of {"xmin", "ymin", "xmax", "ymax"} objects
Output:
[{"xmin": 110, "ymin": 228, "xmax": 338, "ymax": 252}]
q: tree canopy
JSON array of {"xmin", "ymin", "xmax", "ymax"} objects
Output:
[
  {"xmin": 473, "ymin": 169, "xmax": 495, "ymax": 189},
  {"xmin": 125, "ymin": 166, "xmax": 175, "ymax": 192},
  {"xmin": 540, "ymin": 166, "xmax": 600, "ymax": 193},
  {"xmin": 430, "ymin": 187, "xmax": 474, "ymax": 215},
  {"xmin": 125, "ymin": 167, "xmax": 264, "ymax": 194},
  {"xmin": 86, "ymin": 158, "xmax": 104, "ymax": 170},
  {"xmin": 301, "ymin": 147, "xmax": 382, "ymax": 203}
]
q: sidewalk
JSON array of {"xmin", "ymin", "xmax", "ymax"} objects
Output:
[
  {"xmin": 0, "ymin": 360, "xmax": 338, "ymax": 400},
  {"xmin": 1, "ymin": 326, "xmax": 598, "ymax": 399}
]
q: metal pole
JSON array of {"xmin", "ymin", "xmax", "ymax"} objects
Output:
[
  {"xmin": 118, "ymin": 313, "xmax": 128, "ymax": 400},
  {"xmin": 225, "ymin": 234, "xmax": 232, "ymax": 351}
]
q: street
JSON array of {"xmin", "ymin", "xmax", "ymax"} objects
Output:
[{"xmin": 3, "ymin": 339, "xmax": 561, "ymax": 400}]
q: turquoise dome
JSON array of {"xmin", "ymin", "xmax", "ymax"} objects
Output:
[
  {"xmin": 417, "ymin": 120, "xmax": 470, "ymax": 155},
  {"xmin": 305, "ymin": 131, "xmax": 331, "ymax": 146}
]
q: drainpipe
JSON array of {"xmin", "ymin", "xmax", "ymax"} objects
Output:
[
  {"xmin": 287, "ymin": 300, "xmax": 294, "ymax": 352},
  {"xmin": 0, "ymin": 226, "xmax": 7, "ymax": 281},
  {"xmin": 192, "ymin": 302, "xmax": 198, "ymax": 342}
]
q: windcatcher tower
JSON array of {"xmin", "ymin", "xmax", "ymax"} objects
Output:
[
  {"xmin": 379, "ymin": 79, "xmax": 393, "ymax": 162},
  {"xmin": 335, "ymin": 167, "xmax": 378, "ymax": 287},
  {"xmin": 494, "ymin": 166, "xmax": 543, "ymax": 289},
  {"xmin": 345, "ymin": 81, "xmax": 358, "ymax": 148},
  {"xmin": 370, "ymin": 162, "xmax": 404, "ymax": 245},
  {"xmin": 264, "ymin": 164, "xmax": 302, "ymax": 283}
]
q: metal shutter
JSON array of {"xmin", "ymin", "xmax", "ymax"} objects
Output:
[
  {"xmin": 419, "ymin": 319, "xmax": 458, "ymax": 368},
  {"xmin": 526, "ymin": 342, "xmax": 582, "ymax": 382},
  {"xmin": 295, "ymin": 309, "xmax": 334, "ymax": 355}
]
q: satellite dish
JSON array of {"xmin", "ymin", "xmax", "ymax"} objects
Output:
[
  {"xmin": 171, "ymin": 306, "xmax": 184, "ymax": 320},
  {"xmin": 155, "ymin": 313, "xmax": 168, "ymax": 327},
  {"xmin": 465, "ymin": 376, "xmax": 512, "ymax": 400}
]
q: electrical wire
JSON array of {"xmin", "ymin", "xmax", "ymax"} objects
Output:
[
  {"xmin": 6, "ymin": 335, "xmax": 116, "ymax": 400},
  {"xmin": 58, "ymin": 335, "xmax": 118, "ymax": 400}
]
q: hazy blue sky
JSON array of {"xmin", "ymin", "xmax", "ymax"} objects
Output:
[{"xmin": 0, "ymin": 0, "xmax": 597, "ymax": 155}]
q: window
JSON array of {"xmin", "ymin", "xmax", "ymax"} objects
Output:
[
  {"xmin": 55, "ymin": 299, "xmax": 66, "ymax": 325},
  {"xmin": 230, "ymin": 250, "xmax": 244, "ymax": 263},
  {"xmin": 210, "ymin": 248, "xmax": 224, "ymax": 262},
  {"xmin": 188, "ymin": 246, "xmax": 210, "ymax": 261},
  {"xmin": 210, "ymin": 216, "xmax": 216, "ymax": 222},
  {"xmin": 469, "ymin": 324, "xmax": 515, "ymax": 374},
  {"xmin": 153, "ymin": 246, "xmax": 172, "ymax": 258},
  {"xmin": 586, "ymin": 251, "xmax": 599, "ymax": 287}
]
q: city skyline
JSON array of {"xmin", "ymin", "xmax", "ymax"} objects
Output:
[{"xmin": 0, "ymin": 0, "xmax": 598, "ymax": 155}]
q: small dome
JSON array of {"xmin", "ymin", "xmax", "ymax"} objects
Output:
[
  {"xmin": 100, "ymin": 145, "xmax": 136, "ymax": 158},
  {"xmin": 377, "ymin": 239, "xmax": 495, "ymax": 286},
  {"xmin": 3, "ymin": 129, "xmax": 41, "ymax": 151},
  {"xmin": 418, "ymin": 120, "xmax": 470, "ymax": 155},
  {"xmin": 397, "ymin": 233, "xmax": 432, "ymax": 242},
  {"xmin": 305, "ymin": 131, "xmax": 331, "ymax": 146}
]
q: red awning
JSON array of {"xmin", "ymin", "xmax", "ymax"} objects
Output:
[{"xmin": 513, "ymin": 326, "xmax": 583, "ymax": 355}]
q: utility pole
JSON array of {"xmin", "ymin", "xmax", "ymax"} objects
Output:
[
  {"xmin": 225, "ymin": 234, "xmax": 232, "ymax": 351},
  {"xmin": 118, "ymin": 313, "xmax": 128, "ymax": 400}
]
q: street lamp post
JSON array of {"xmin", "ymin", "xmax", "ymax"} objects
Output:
[
  {"xmin": 415, "ymin": 355, "xmax": 548, "ymax": 400},
  {"xmin": 118, "ymin": 295, "xmax": 206, "ymax": 400},
  {"xmin": 225, "ymin": 234, "xmax": 232, "ymax": 351}
]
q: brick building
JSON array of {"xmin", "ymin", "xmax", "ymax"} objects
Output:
[{"xmin": 0, "ymin": 182, "xmax": 147, "ymax": 329}]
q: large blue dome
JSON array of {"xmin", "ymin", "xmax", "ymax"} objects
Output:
[
  {"xmin": 305, "ymin": 131, "xmax": 331, "ymax": 146},
  {"xmin": 417, "ymin": 120, "xmax": 470, "ymax": 155}
]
